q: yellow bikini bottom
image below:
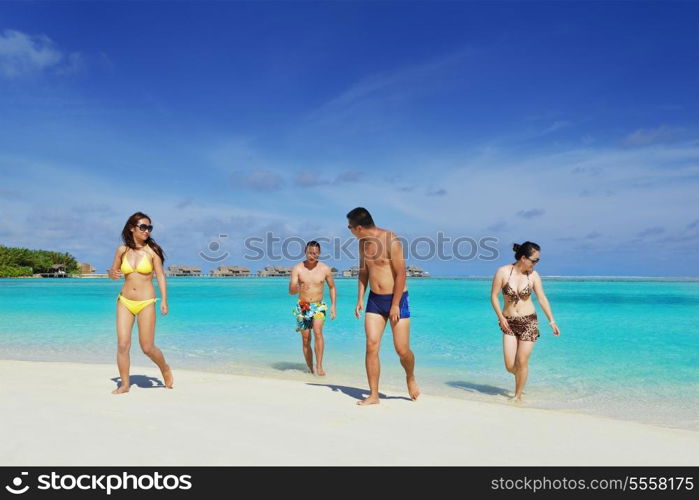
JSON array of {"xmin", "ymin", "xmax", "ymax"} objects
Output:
[{"xmin": 117, "ymin": 294, "xmax": 157, "ymax": 315}]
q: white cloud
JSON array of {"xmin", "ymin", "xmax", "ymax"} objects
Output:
[
  {"xmin": 294, "ymin": 169, "xmax": 329, "ymax": 187},
  {"xmin": 231, "ymin": 169, "xmax": 285, "ymax": 191},
  {"xmin": 426, "ymin": 186, "xmax": 447, "ymax": 197},
  {"xmin": 3, "ymin": 136, "xmax": 699, "ymax": 275},
  {"xmin": 517, "ymin": 209, "xmax": 545, "ymax": 219},
  {"xmin": 636, "ymin": 226, "xmax": 665, "ymax": 238},
  {"xmin": 540, "ymin": 120, "xmax": 573, "ymax": 135},
  {"xmin": 0, "ymin": 155, "xmax": 304, "ymax": 270},
  {"xmin": 334, "ymin": 170, "xmax": 363, "ymax": 184},
  {"xmin": 0, "ymin": 29, "xmax": 81, "ymax": 78},
  {"xmin": 622, "ymin": 125, "xmax": 684, "ymax": 146},
  {"xmin": 432, "ymin": 142, "xmax": 699, "ymax": 248},
  {"xmin": 304, "ymin": 49, "xmax": 474, "ymax": 130}
]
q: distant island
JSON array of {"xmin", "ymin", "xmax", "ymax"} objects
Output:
[
  {"xmin": 0, "ymin": 245, "xmax": 79, "ymax": 278},
  {"xmin": 0, "ymin": 247, "xmax": 432, "ymax": 278},
  {"xmin": 166, "ymin": 264, "xmax": 430, "ymax": 278}
]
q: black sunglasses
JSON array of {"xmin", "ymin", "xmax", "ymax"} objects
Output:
[
  {"xmin": 135, "ymin": 224, "xmax": 153, "ymax": 232},
  {"xmin": 526, "ymin": 256, "xmax": 540, "ymax": 264}
]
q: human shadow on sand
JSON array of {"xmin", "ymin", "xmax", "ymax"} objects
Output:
[
  {"xmin": 446, "ymin": 381, "xmax": 511, "ymax": 397},
  {"xmin": 307, "ymin": 383, "xmax": 412, "ymax": 402},
  {"xmin": 271, "ymin": 362, "xmax": 311, "ymax": 373},
  {"xmin": 111, "ymin": 374, "xmax": 165, "ymax": 389}
]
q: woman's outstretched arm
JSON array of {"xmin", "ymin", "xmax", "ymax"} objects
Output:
[{"xmin": 532, "ymin": 272, "xmax": 560, "ymax": 336}]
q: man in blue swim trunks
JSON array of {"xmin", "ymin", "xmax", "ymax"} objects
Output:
[
  {"xmin": 347, "ymin": 207, "xmax": 419, "ymax": 405},
  {"xmin": 289, "ymin": 241, "xmax": 337, "ymax": 376}
]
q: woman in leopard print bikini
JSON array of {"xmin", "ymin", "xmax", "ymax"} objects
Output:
[{"xmin": 490, "ymin": 241, "xmax": 560, "ymax": 402}]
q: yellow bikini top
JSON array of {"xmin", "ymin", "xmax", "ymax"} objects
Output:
[{"xmin": 120, "ymin": 249, "xmax": 154, "ymax": 275}]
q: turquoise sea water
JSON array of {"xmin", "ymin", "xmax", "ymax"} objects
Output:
[{"xmin": 1, "ymin": 277, "xmax": 697, "ymax": 430}]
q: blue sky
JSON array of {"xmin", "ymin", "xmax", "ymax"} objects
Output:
[{"xmin": 1, "ymin": 1, "xmax": 698, "ymax": 276}]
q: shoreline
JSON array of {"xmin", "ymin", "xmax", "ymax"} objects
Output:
[
  {"xmin": 1, "ymin": 359, "xmax": 697, "ymax": 466},
  {"xmin": 2, "ymin": 351, "xmax": 697, "ymax": 434}
]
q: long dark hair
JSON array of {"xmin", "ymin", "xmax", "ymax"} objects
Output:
[
  {"xmin": 513, "ymin": 241, "xmax": 540, "ymax": 261},
  {"xmin": 120, "ymin": 212, "xmax": 165, "ymax": 264}
]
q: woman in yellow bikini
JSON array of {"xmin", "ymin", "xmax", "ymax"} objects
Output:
[
  {"xmin": 490, "ymin": 241, "xmax": 560, "ymax": 402},
  {"xmin": 108, "ymin": 212, "xmax": 173, "ymax": 394}
]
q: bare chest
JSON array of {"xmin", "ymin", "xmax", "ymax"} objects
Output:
[
  {"xmin": 299, "ymin": 267, "xmax": 325, "ymax": 284},
  {"xmin": 363, "ymin": 241, "xmax": 391, "ymax": 267}
]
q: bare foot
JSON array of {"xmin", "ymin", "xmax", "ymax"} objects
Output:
[
  {"xmin": 162, "ymin": 365, "xmax": 174, "ymax": 389},
  {"xmin": 316, "ymin": 366, "xmax": 326, "ymax": 376},
  {"xmin": 112, "ymin": 385, "xmax": 130, "ymax": 395},
  {"xmin": 407, "ymin": 376, "xmax": 420, "ymax": 401},
  {"xmin": 512, "ymin": 395, "xmax": 523, "ymax": 403},
  {"xmin": 307, "ymin": 364, "xmax": 314, "ymax": 375},
  {"xmin": 357, "ymin": 395, "xmax": 380, "ymax": 406}
]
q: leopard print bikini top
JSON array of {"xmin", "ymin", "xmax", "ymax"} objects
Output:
[{"xmin": 502, "ymin": 265, "xmax": 532, "ymax": 305}]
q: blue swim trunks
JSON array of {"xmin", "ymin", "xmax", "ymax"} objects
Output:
[{"xmin": 366, "ymin": 291, "xmax": 410, "ymax": 319}]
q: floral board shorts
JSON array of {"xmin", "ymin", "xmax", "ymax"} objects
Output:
[{"xmin": 293, "ymin": 300, "xmax": 328, "ymax": 332}]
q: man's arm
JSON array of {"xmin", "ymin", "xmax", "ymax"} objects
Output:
[
  {"xmin": 289, "ymin": 265, "xmax": 300, "ymax": 295},
  {"xmin": 389, "ymin": 234, "xmax": 406, "ymax": 322},
  {"xmin": 326, "ymin": 266, "xmax": 337, "ymax": 320},
  {"xmin": 355, "ymin": 241, "xmax": 368, "ymax": 318}
]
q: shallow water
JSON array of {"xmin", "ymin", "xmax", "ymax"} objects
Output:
[{"xmin": 1, "ymin": 277, "xmax": 697, "ymax": 430}]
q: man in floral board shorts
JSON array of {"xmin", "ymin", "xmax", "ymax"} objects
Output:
[{"xmin": 289, "ymin": 241, "xmax": 337, "ymax": 376}]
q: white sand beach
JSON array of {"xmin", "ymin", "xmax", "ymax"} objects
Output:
[{"xmin": 1, "ymin": 359, "xmax": 697, "ymax": 466}]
